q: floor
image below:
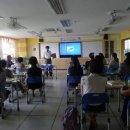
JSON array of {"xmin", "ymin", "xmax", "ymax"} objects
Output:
[{"xmin": 0, "ymin": 70, "xmax": 127, "ymax": 130}]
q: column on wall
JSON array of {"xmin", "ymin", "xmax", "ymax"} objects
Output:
[
  {"xmin": 16, "ymin": 39, "xmax": 27, "ymax": 57},
  {"xmin": 26, "ymin": 38, "xmax": 39, "ymax": 60}
]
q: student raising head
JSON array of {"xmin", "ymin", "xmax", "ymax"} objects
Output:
[{"xmin": 68, "ymin": 56, "xmax": 83, "ymax": 76}]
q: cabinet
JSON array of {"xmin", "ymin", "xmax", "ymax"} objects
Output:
[{"xmin": 104, "ymin": 40, "xmax": 114, "ymax": 58}]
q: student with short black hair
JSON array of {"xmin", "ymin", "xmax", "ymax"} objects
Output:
[
  {"xmin": 119, "ymin": 52, "xmax": 130, "ymax": 126},
  {"xmin": 108, "ymin": 52, "xmax": 119, "ymax": 71},
  {"xmin": 81, "ymin": 58, "xmax": 107, "ymax": 129},
  {"xmin": 27, "ymin": 56, "xmax": 42, "ymax": 97},
  {"xmin": 0, "ymin": 60, "xmax": 10, "ymax": 100},
  {"xmin": 6, "ymin": 55, "xmax": 14, "ymax": 68},
  {"xmin": 99, "ymin": 53, "xmax": 107, "ymax": 65},
  {"xmin": 85, "ymin": 52, "xmax": 94, "ymax": 70},
  {"xmin": 1, "ymin": 59, "xmax": 27, "ymax": 94},
  {"xmin": 68, "ymin": 56, "xmax": 83, "ymax": 76},
  {"xmin": 14, "ymin": 57, "xmax": 25, "ymax": 73}
]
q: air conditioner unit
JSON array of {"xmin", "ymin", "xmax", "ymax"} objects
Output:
[{"xmin": 47, "ymin": 0, "xmax": 65, "ymax": 14}]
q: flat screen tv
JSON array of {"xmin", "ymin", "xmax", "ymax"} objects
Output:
[{"xmin": 59, "ymin": 42, "xmax": 82, "ymax": 58}]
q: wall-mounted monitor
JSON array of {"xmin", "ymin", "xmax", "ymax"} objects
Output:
[{"xmin": 59, "ymin": 42, "xmax": 81, "ymax": 58}]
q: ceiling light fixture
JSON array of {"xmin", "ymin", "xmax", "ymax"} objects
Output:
[
  {"xmin": 60, "ymin": 19, "xmax": 71, "ymax": 27},
  {"xmin": 47, "ymin": 0, "xmax": 65, "ymax": 14}
]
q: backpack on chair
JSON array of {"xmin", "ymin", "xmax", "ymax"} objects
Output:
[{"xmin": 62, "ymin": 107, "xmax": 80, "ymax": 130}]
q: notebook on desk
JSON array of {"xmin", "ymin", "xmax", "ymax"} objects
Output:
[{"xmin": 107, "ymin": 80, "xmax": 125, "ymax": 87}]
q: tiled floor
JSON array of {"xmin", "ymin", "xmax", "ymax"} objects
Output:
[{"xmin": 0, "ymin": 70, "xmax": 127, "ymax": 130}]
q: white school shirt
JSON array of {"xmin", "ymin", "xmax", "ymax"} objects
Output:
[
  {"xmin": 44, "ymin": 50, "xmax": 51, "ymax": 59},
  {"xmin": 81, "ymin": 73, "xmax": 107, "ymax": 95}
]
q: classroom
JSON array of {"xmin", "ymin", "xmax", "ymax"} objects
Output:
[{"xmin": 0, "ymin": 0, "xmax": 130, "ymax": 130}]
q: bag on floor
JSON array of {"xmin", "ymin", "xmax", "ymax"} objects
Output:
[{"xmin": 62, "ymin": 107, "xmax": 80, "ymax": 130}]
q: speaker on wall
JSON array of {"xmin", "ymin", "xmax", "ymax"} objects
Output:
[
  {"xmin": 104, "ymin": 34, "xmax": 108, "ymax": 40},
  {"xmin": 39, "ymin": 38, "xmax": 44, "ymax": 42}
]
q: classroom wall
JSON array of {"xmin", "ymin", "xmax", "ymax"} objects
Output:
[
  {"xmin": 17, "ymin": 32, "xmax": 129, "ymax": 63},
  {"xmin": 26, "ymin": 34, "xmax": 121, "ymax": 60}
]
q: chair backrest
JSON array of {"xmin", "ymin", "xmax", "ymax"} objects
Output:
[
  {"xmin": 27, "ymin": 76, "xmax": 42, "ymax": 84},
  {"xmin": 41, "ymin": 64, "xmax": 53, "ymax": 69},
  {"xmin": 123, "ymin": 75, "xmax": 130, "ymax": 82},
  {"xmin": 67, "ymin": 76, "xmax": 81, "ymax": 84},
  {"xmin": 81, "ymin": 93, "xmax": 109, "ymax": 105},
  {"xmin": 15, "ymin": 68, "xmax": 25, "ymax": 73},
  {"xmin": 128, "ymin": 100, "xmax": 130, "ymax": 108},
  {"xmin": 104, "ymin": 68, "xmax": 113, "ymax": 73}
]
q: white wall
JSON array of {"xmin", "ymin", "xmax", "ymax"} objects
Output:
[
  {"xmin": 82, "ymin": 42, "xmax": 102, "ymax": 57},
  {"xmin": 40, "ymin": 43, "xmax": 59, "ymax": 58},
  {"xmin": 40, "ymin": 41, "xmax": 102, "ymax": 58}
]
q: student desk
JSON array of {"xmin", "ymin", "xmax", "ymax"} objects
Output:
[
  {"xmin": 107, "ymin": 80, "xmax": 125, "ymax": 112},
  {"xmin": 13, "ymin": 72, "xmax": 27, "ymax": 83},
  {"xmin": 6, "ymin": 78, "xmax": 20, "ymax": 112},
  {"xmin": 40, "ymin": 64, "xmax": 57, "ymax": 79},
  {"xmin": 105, "ymin": 72, "xmax": 120, "ymax": 80}
]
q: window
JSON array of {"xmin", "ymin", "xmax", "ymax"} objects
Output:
[
  {"xmin": 124, "ymin": 39, "xmax": 130, "ymax": 54},
  {"xmin": 0, "ymin": 38, "xmax": 16, "ymax": 59},
  {"xmin": 104, "ymin": 40, "xmax": 114, "ymax": 58}
]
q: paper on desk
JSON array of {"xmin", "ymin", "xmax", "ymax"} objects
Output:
[{"xmin": 107, "ymin": 80, "xmax": 125, "ymax": 87}]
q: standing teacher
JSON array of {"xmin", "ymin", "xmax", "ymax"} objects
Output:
[{"xmin": 44, "ymin": 46, "xmax": 52, "ymax": 76}]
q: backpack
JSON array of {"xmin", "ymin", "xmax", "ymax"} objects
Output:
[{"xmin": 62, "ymin": 107, "xmax": 80, "ymax": 130}]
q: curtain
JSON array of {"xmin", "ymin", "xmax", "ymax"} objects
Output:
[{"xmin": 0, "ymin": 38, "xmax": 16, "ymax": 59}]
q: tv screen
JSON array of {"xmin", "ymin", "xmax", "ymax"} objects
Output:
[{"xmin": 59, "ymin": 42, "xmax": 81, "ymax": 58}]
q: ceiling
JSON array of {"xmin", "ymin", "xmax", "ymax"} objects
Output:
[{"xmin": 0, "ymin": 0, "xmax": 130, "ymax": 38}]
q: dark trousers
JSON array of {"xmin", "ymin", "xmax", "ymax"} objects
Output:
[{"xmin": 121, "ymin": 97, "xmax": 130, "ymax": 123}]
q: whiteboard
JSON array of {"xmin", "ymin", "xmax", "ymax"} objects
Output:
[
  {"xmin": 40, "ymin": 43, "xmax": 59, "ymax": 58},
  {"xmin": 82, "ymin": 42, "xmax": 102, "ymax": 57}
]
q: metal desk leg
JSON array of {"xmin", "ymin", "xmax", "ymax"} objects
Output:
[
  {"xmin": 16, "ymin": 82, "xmax": 20, "ymax": 112},
  {"xmin": 118, "ymin": 89, "xmax": 120, "ymax": 112},
  {"xmin": 54, "ymin": 65, "xmax": 57, "ymax": 80},
  {"xmin": 11, "ymin": 84, "xmax": 14, "ymax": 102}
]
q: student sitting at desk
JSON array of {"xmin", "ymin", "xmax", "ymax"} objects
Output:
[
  {"xmin": 27, "ymin": 56, "xmax": 42, "ymax": 97},
  {"xmin": 99, "ymin": 53, "xmax": 107, "ymax": 65},
  {"xmin": 81, "ymin": 57, "xmax": 107, "ymax": 129},
  {"xmin": 85, "ymin": 52, "xmax": 94, "ymax": 70},
  {"xmin": 119, "ymin": 52, "xmax": 130, "ymax": 80},
  {"xmin": 68, "ymin": 56, "xmax": 83, "ymax": 76},
  {"xmin": 108, "ymin": 52, "xmax": 119, "ymax": 72},
  {"xmin": 1, "ymin": 60, "xmax": 27, "ymax": 94},
  {"xmin": 119, "ymin": 52, "xmax": 130, "ymax": 126},
  {"xmin": 0, "ymin": 60, "xmax": 10, "ymax": 100},
  {"xmin": 6, "ymin": 55, "xmax": 14, "ymax": 68},
  {"xmin": 13, "ymin": 57, "xmax": 25, "ymax": 73}
]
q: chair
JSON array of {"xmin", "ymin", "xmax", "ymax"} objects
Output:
[
  {"xmin": 0, "ymin": 93, "xmax": 5, "ymax": 119},
  {"xmin": 41, "ymin": 64, "xmax": 57, "ymax": 79},
  {"xmin": 80, "ymin": 93, "xmax": 110, "ymax": 130},
  {"xmin": 0, "ymin": 90, "xmax": 11, "ymax": 119},
  {"xmin": 127, "ymin": 100, "xmax": 130, "ymax": 130},
  {"xmin": 26, "ymin": 76, "xmax": 45, "ymax": 104},
  {"xmin": 67, "ymin": 75, "xmax": 81, "ymax": 105}
]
